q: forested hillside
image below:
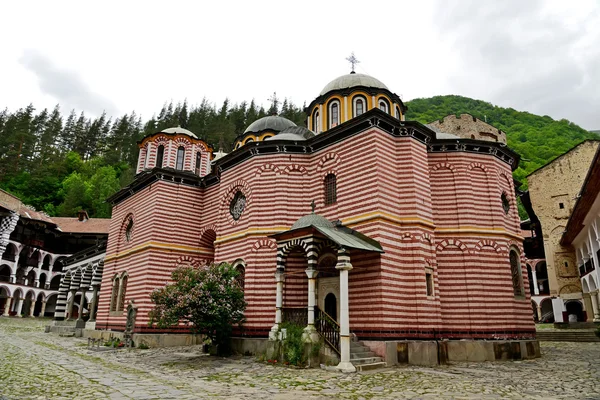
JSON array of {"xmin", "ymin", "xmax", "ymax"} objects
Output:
[
  {"xmin": 0, "ymin": 98, "xmax": 305, "ymax": 218},
  {"xmin": 0, "ymin": 94, "xmax": 594, "ymax": 219},
  {"xmin": 405, "ymin": 95, "xmax": 597, "ymax": 185}
]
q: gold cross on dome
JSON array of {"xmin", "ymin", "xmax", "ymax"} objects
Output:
[{"xmin": 346, "ymin": 52, "xmax": 360, "ymax": 73}]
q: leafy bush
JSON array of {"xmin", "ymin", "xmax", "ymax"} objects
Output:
[{"xmin": 280, "ymin": 322, "xmax": 306, "ymax": 366}]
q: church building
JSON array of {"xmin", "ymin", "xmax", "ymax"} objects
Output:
[{"xmin": 85, "ymin": 69, "xmax": 535, "ymax": 369}]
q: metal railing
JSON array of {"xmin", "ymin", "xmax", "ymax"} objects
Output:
[
  {"xmin": 281, "ymin": 307, "xmax": 307, "ymax": 327},
  {"xmin": 315, "ymin": 307, "xmax": 340, "ymax": 355}
]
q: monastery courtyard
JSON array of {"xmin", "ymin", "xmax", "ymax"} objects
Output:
[{"xmin": 0, "ymin": 318, "xmax": 598, "ymax": 400}]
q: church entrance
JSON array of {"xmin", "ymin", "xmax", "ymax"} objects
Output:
[{"xmin": 325, "ymin": 292, "xmax": 337, "ymax": 321}]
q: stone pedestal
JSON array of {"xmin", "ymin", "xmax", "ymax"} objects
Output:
[{"xmin": 335, "ymin": 248, "xmax": 355, "ymax": 373}]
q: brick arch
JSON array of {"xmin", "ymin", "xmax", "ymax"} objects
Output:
[
  {"xmin": 420, "ymin": 233, "xmax": 433, "ymax": 243},
  {"xmin": 401, "ymin": 232, "xmax": 414, "ymax": 241},
  {"xmin": 283, "ymin": 164, "xmax": 307, "ymax": 175},
  {"xmin": 467, "ymin": 162, "xmax": 488, "ymax": 173},
  {"xmin": 436, "ymin": 238, "xmax": 468, "ymax": 252},
  {"xmin": 430, "ymin": 162, "xmax": 456, "ymax": 172},
  {"xmin": 314, "ymin": 239, "xmax": 338, "ymax": 257},
  {"xmin": 251, "ymin": 239, "xmax": 277, "ymax": 252},
  {"xmin": 255, "ymin": 163, "xmax": 281, "ymax": 176},
  {"xmin": 280, "ymin": 239, "xmax": 310, "ymax": 259},
  {"xmin": 474, "ymin": 239, "xmax": 502, "ymax": 252},
  {"xmin": 317, "ymin": 152, "xmax": 341, "ymax": 171},
  {"xmin": 219, "ymin": 179, "xmax": 253, "ymax": 221},
  {"xmin": 175, "ymin": 255, "xmax": 200, "ymax": 268},
  {"xmin": 173, "ymin": 136, "xmax": 192, "ymax": 148}
]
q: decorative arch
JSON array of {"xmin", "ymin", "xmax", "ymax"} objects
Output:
[
  {"xmin": 352, "ymin": 95, "xmax": 368, "ymax": 117},
  {"xmin": 327, "ymin": 98, "xmax": 341, "ymax": 128},
  {"xmin": 436, "ymin": 238, "xmax": 468, "ymax": 252},
  {"xmin": 280, "ymin": 239, "xmax": 310, "ymax": 261},
  {"xmin": 474, "ymin": 239, "xmax": 502, "ymax": 252},
  {"xmin": 119, "ymin": 213, "xmax": 135, "ymax": 245},
  {"xmin": 582, "ymin": 278, "xmax": 590, "ymax": 293},
  {"xmin": 317, "ymin": 152, "xmax": 341, "ymax": 171},
  {"xmin": 430, "ymin": 162, "xmax": 456, "ymax": 172},
  {"xmin": 283, "ymin": 164, "xmax": 308, "ymax": 175},
  {"xmin": 255, "ymin": 163, "xmax": 282, "ymax": 176},
  {"xmin": 175, "ymin": 255, "xmax": 200, "ymax": 269},
  {"xmin": 0, "ymin": 284, "xmax": 12, "ymax": 298},
  {"xmin": 467, "ymin": 162, "xmax": 489, "ymax": 173},
  {"xmin": 251, "ymin": 239, "xmax": 277, "ymax": 252}
]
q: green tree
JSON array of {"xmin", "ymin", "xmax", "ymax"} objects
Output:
[{"xmin": 149, "ymin": 263, "xmax": 246, "ymax": 354}]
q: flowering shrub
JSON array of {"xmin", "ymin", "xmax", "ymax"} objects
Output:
[{"xmin": 148, "ymin": 262, "xmax": 246, "ymax": 353}]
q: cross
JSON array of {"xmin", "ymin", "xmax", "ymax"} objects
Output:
[
  {"xmin": 310, "ymin": 200, "xmax": 316, "ymax": 213},
  {"xmin": 346, "ymin": 52, "xmax": 360, "ymax": 73}
]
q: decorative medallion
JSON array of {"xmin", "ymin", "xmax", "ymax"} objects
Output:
[{"xmin": 230, "ymin": 191, "xmax": 246, "ymax": 221}]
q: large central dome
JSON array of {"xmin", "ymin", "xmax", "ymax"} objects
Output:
[{"xmin": 320, "ymin": 72, "xmax": 389, "ymax": 96}]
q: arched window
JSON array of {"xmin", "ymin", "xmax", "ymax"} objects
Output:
[
  {"xmin": 110, "ymin": 276, "xmax": 119, "ymax": 312},
  {"xmin": 117, "ymin": 275, "xmax": 128, "ymax": 312},
  {"xmin": 324, "ymin": 173, "xmax": 337, "ymax": 205},
  {"xmin": 125, "ymin": 217, "xmax": 134, "ymax": 242},
  {"xmin": 501, "ymin": 192, "xmax": 510, "ymax": 214},
  {"xmin": 235, "ymin": 264, "xmax": 245, "ymax": 291},
  {"xmin": 353, "ymin": 96, "xmax": 366, "ymax": 117},
  {"xmin": 378, "ymin": 99, "xmax": 389, "ymax": 113},
  {"xmin": 312, "ymin": 109, "xmax": 320, "ymax": 133},
  {"xmin": 329, "ymin": 101, "xmax": 340, "ymax": 128},
  {"xmin": 509, "ymin": 249, "xmax": 524, "ymax": 297},
  {"xmin": 176, "ymin": 147, "xmax": 185, "ymax": 170},
  {"xmin": 395, "ymin": 106, "xmax": 401, "ymax": 120},
  {"xmin": 195, "ymin": 152, "xmax": 201, "ymax": 175},
  {"xmin": 156, "ymin": 145, "xmax": 165, "ymax": 168}
]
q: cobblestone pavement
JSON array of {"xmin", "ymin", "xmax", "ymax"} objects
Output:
[{"xmin": 1, "ymin": 318, "xmax": 600, "ymax": 399}]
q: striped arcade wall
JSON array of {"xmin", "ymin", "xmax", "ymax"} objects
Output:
[{"xmin": 97, "ymin": 126, "xmax": 535, "ymax": 340}]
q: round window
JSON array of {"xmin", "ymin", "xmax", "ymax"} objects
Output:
[{"xmin": 230, "ymin": 191, "xmax": 246, "ymax": 221}]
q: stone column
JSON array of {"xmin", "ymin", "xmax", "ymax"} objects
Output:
[
  {"xmin": 537, "ymin": 305, "xmax": 542, "ymax": 321},
  {"xmin": 77, "ymin": 290, "xmax": 87, "ymax": 322},
  {"xmin": 531, "ymin": 270, "xmax": 539, "ymax": 295},
  {"xmin": 40, "ymin": 301, "xmax": 47, "ymax": 318},
  {"xmin": 3, "ymin": 297, "xmax": 12, "ymax": 316},
  {"xmin": 29, "ymin": 301, "xmax": 35, "ymax": 317},
  {"xmin": 335, "ymin": 248, "xmax": 355, "ymax": 373},
  {"xmin": 269, "ymin": 268, "xmax": 285, "ymax": 340},
  {"xmin": 66, "ymin": 289, "xmax": 76, "ymax": 320},
  {"xmin": 591, "ymin": 291, "xmax": 600, "ymax": 322},
  {"xmin": 9, "ymin": 273, "xmax": 16, "ymax": 284},
  {"xmin": 303, "ymin": 269, "xmax": 319, "ymax": 342},
  {"xmin": 15, "ymin": 296, "xmax": 24, "ymax": 317},
  {"xmin": 88, "ymin": 286, "xmax": 99, "ymax": 322}
]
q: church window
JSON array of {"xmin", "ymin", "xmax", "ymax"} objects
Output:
[
  {"xmin": 395, "ymin": 106, "xmax": 401, "ymax": 119},
  {"xmin": 501, "ymin": 192, "xmax": 510, "ymax": 214},
  {"xmin": 125, "ymin": 217, "xmax": 133, "ymax": 242},
  {"xmin": 312, "ymin": 109, "xmax": 320, "ymax": 133},
  {"xmin": 559, "ymin": 202, "xmax": 564, "ymax": 209},
  {"xmin": 117, "ymin": 275, "xmax": 128, "ymax": 312},
  {"xmin": 378, "ymin": 99, "xmax": 389, "ymax": 113},
  {"xmin": 509, "ymin": 249, "xmax": 524, "ymax": 297},
  {"xmin": 426, "ymin": 273, "xmax": 434, "ymax": 296},
  {"xmin": 110, "ymin": 276, "xmax": 119, "ymax": 312},
  {"xmin": 324, "ymin": 174, "xmax": 337, "ymax": 205},
  {"xmin": 176, "ymin": 147, "xmax": 185, "ymax": 170},
  {"xmin": 230, "ymin": 191, "xmax": 246, "ymax": 221},
  {"xmin": 353, "ymin": 96, "xmax": 366, "ymax": 117},
  {"xmin": 195, "ymin": 152, "xmax": 201, "ymax": 175},
  {"xmin": 156, "ymin": 145, "xmax": 165, "ymax": 168},
  {"xmin": 235, "ymin": 264, "xmax": 245, "ymax": 291},
  {"xmin": 329, "ymin": 101, "xmax": 340, "ymax": 128}
]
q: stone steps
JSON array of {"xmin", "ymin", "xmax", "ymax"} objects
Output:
[
  {"xmin": 350, "ymin": 339, "xmax": 385, "ymax": 372},
  {"xmin": 536, "ymin": 331, "xmax": 600, "ymax": 342}
]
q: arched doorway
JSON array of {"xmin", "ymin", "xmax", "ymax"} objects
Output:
[
  {"xmin": 324, "ymin": 292, "xmax": 337, "ymax": 321},
  {"xmin": 0, "ymin": 265, "xmax": 11, "ymax": 282},
  {"xmin": 38, "ymin": 273, "xmax": 47, "ymax": 289},
  {"xmin": 0, "ymin": 286, "xmax": 11, "ymax": 315},
  {"xmin": 22, "ymin": 291, "xmax": 35, "ymax": 317},
  {"xmin": 44, "ymin": 293, "xmax": 58, "ymax": 317},
  {"xmin": 33, "ymin": 293, "xmax": 44, "ymax": 317},
  {"xmin": 540, "ymin": 298, "xmax": 554, "ymax": 323},
  {"xmin": 566, "ymin": 300, "xmax": 585, "ymax": 322},
  {"xmin": 49, "ymin": 275, "xmax": 61, "ymax": 290}
]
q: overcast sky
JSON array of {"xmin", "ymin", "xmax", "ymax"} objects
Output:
[{"xmin": 2, "ymin": 0, "xmax": 599, "ymax": 130}]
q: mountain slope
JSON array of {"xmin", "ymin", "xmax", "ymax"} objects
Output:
[{"xmin": 405, "ymin": 95, "xmax": 597, "ymax": 186}]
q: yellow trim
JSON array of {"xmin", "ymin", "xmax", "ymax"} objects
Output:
[
  {"xmin": 258, "ymin": 132, "xmax": 276, "ymax": 141},
  {"xmin": 104, "ymin": 241, "xmax": 214, "ymax": 263},
  {"xmin": 342, "ymin": 211, "xmax": 435, "ymax": 229},
  {"xmin": 215, "ymin": 226, "xmax": 289, "ymax": 244}
]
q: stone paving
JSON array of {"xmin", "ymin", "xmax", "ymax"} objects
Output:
[{"xmin": 1, "ymin": 318, "xmax": 600, "ymax": 399}]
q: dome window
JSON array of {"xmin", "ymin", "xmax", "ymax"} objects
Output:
[
  {"xmin": 353, "ymin": 96, "xmax": 366, "ymax": 117},
  {"xmin": 501, "ymin": 192, "xmax": 510, "ymax": 214},
  {"xmin": 230, "ymin": 191, "xmax": 247, "ymax": 221},
  {"xmin": 312, "ymin": 109, "xmax": 321, "ymax": 133},
  {"xmin": 156, "ymin": 145, "xmax": 165, "ymax": 168},
  {"xmin": 329, "ymin": 101, "xmax": 340, "ymax": 128},
  {"xmin": 378, "ymin": 99, "xmax": 389, "ymax": 113},
  {"xmin": 176, "ymin": 146, "xmax": 185, "ymax": 170},
  {"xmin": 324, "ymin": 173, "xmax": 337, "ymax": 206},
  {"xmin": 195, "ymin": 152, "xmax": 201, "ymax": 175}
]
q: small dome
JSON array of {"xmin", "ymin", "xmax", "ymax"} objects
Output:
[
  {"xmin": 244, "ymin": 115, "xmax": 296, "ymax": 134},
  {"xmin": 161, "ymin": 127, "xmax": 198, "ymax": 139},
  {"xmin": 291, "ymin": 213, "xmax": 334, "ymax": 230},
  {"xmin": 265, "ymin": 126, "xmax": 316, "ymax": 142},
  {"xmin": 320, "ymin": 72, "xmax": 388, "ymax": 96}
]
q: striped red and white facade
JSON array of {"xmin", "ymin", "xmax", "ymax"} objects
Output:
[{"xmin": 96, "ymin": 73, "xmax": 534, "ymax": 341}]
